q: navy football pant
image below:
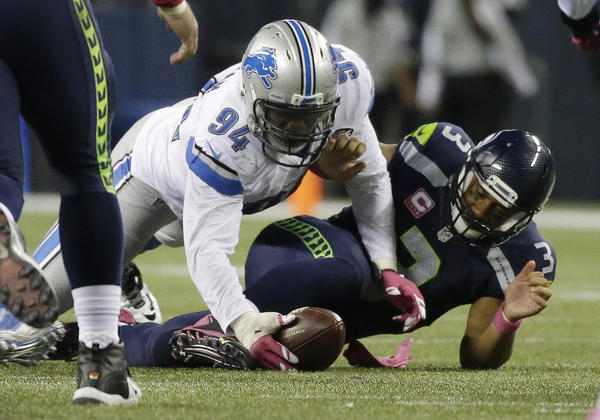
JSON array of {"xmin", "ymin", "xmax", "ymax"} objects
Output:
[
  {"xmin": 120, "ymin": 217, "xmax": 404, "ymax": 367},
  {"xmin": 0, "ymin": 0, "xmax": 123, "ymax": 289}
]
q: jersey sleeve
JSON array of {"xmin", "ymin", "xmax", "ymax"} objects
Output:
[
  {"xmin": 330, "ymin": 44, "xmax": 375, "ymax": 122},
  {"xmin": 182, "ymin": 171, "xmax": 258, "ymax": 333},
  {"xmin": 393, "ymin": 122, "xmax": 474, "ymax": 181},
  {"xmin": 344, "ymin": 118, "xmax": 397, "ymax": 271},
  {"xmin": 331, "ymin": 45, "xmax": 396, "ymax": 271},
  {"xmin": 486, "ymin": 224, "xmax": 557, "ymax": 297}
]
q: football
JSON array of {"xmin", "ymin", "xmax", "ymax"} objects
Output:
[{"xmin": 274, "ymin": 306, "xmax": 346, "ymax": 371}]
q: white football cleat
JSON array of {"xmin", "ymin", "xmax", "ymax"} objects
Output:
[{"xmin": 0, "ymin": 303, "xmax": 66, "ymax": 365}]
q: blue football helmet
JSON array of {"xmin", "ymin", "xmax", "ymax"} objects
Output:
[
  {"xmin": 241, "ymin": 20, "xmax": 340, "ymax": 168},
  {"xmin": 447, "ymin": 130, "xmax": 556, "ymax": 247}
]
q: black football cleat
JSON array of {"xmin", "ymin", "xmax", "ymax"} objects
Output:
[
  {"xmin": 169, "ymin": 314, "xmax": 256, "ymax": 370},
  {"xmin": 47, "ymin": 322, "xmax": 79, "ymax": 362},
  {"xmin": 0, "ymin": 203, "xmax": 59, "ymax": 328},
  {"xmin": 73, "ymin": 342, "xmax": 141, "ymax": 406},
  {"xmin": 120, "ymin": 262, "xmax": 162, "ymax": 324}
]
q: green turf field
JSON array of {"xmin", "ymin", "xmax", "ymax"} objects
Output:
[{"xmin": 0, "ymin": 208, "xmax": 598, "ymax": 420}]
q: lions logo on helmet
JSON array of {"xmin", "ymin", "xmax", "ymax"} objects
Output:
[{"xmin": 242, "ymin": 48, "xmax": 278, "ymax": 89}]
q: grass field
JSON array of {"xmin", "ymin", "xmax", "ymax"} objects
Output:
[{"xmin": 0, "ymin": 203, "xmax": 598, "ymax": 420}]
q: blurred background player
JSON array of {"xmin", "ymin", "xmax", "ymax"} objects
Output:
[
  {"xmin": 559, "ymin": 0, "xmax": 600, "ymax": 50},
  {"xmin": 8, "ymin": 20, "xmax": 425, "ymax": 371},
  {"xmin": 557, "ymin": 2, "xmax": 600, "ymax": 419},
  {"xmin": 557, "ymin": 2, "xmax": 600, "ymax": 418},
  {"xmin": 0, "ymin": 0, "xmax": 198, "ymax": 406},
  {"xmin": 321, "ymin": 0, "xmax": 418, "ymax": 140},
  {"xmin": 43, "ymin": 123, "xmax": 555, "ymax": 372},
  {"xmin": 416, "ymin": 0, "xmax": 538, "ymax": 143}
]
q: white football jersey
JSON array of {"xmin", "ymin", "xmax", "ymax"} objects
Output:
[{"xmin": 131, "ymin": 44, "xmax": 396, "ymax": 332}]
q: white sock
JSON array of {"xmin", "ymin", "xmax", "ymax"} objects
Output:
[{"xmin": 72, "ymin": 285, "xmax": 120, "ymax": 349}]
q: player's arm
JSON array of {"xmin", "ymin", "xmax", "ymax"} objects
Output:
[
  {"xmin": 153, "ymin": 0, "xmax": 198, "ymax": 64},
  {"xmin": 460, "ymin": 261, "xmax": 552, "ymax": 369},
  {"xmin": 379, "ymin": 142, "xmax": 398, "ymax": 164},
  {"xmin": 558, "ymin": 0, "xmax": 600, "ymax": 51},
  {"xmin": 344, "ymin": 120, "xmax": 426, "ymax": 331},
  {"xmin": 182, "ymin": 170, "xmax": 297, "ymax": 370}
]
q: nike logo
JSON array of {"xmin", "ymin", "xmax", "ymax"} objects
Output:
[
  {"xmin": 219, "ymin": 337, "xmax": 230, "ymax": 344},
  {"xmin": 207, "ymin": 142, "xmax": 222, "ymax": 159},
  {"xmin": 143, "ymin": 313, "xmax": 156, "ymax": 321}
]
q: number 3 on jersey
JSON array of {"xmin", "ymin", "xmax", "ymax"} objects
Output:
[{"xmin": 208, "ymin": 108, "xmax": 250, "ymax": 152}]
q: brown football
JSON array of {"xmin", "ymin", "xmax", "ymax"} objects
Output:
[{"xmin": 274, "ymin": 306, "xmax": 346, "ymax": 371}]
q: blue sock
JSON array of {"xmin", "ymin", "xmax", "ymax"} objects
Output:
[{"xmin": 59, "ymin": 192, "xmax": 123, "ymax": 289}]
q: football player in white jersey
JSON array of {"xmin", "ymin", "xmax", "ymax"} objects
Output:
[{"xmin": 23, "ymin": 20, "xmax": 425, "ymax": 371}]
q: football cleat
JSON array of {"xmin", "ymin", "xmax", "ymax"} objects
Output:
[
  {"xmin": 0, "ymin": 303, "xmax": 66, "ymax": 366},
  {"xmin": 120, "ymin": 262, "xmax": 162, "ymax": 324},
  {"xmin": 47, "ymin": 322, "xmax": 79, "ymax": 362},
  {"xmin": 73, "ymin": 341, "xmax": 141, "ymax": 406},
  {"xmin": 0, "ymin": 203, "xmax": 59, "ymax": 328},
  {"xmin": 47, "ymin": 308, "xmax": 137, "ymax": 363},
  {"xmin": 169, "ymin": 313, "xmax": 257, "ymax": 370}
]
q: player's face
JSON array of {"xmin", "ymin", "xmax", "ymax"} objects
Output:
[
  {"xmin": 461, "ymin": 176, "xmax": 517, "ymax": 229},
  {"xmin": 266, "ymin": 107, "xmax": 332, "ymax": 137}
]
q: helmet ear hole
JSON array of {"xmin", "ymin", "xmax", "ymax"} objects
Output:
[{"xmin": 241, "ymin": 19, "xmax": 340, "ymax": 168}]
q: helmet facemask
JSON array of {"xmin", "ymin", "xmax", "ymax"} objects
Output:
[
  {"xmin": 249, "ymin": 96, "xmax": 339, "ymax": 168},
  {"xmin": 447, "ymin": 163, "xmax": 533, "ymax": 247}
]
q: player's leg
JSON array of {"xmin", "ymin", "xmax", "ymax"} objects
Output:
[
  {"xmin": 244, "ymin": 216, "xmax": 403, "ymax": 340},
  {"xmin": 8, "ymin": 0, "xmax": 137, "ymax": 405},
  {"xmin": 0, "ymin": 58, "xmax": 61, "ymax": 328},
  {"xmin": 119, "ymin": 310, "xmax": 254, "ymax": 370},
  {"xmin": 0, "ymin": 59, "xmax": 25, "ymax": 220},
  {"xmin": 120, "ymin": 311, "xmax": 207, "ymax": 367}
]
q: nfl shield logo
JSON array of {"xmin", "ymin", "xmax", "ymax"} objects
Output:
[{"xmin": 404, "ymin": 188, "xmax": 435, "ymax": 218}]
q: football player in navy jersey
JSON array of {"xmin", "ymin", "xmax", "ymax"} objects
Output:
[
  {"xmin": 0, "ymin": 0, "xmax": 197, "ymax": 405},
  {"xmin": 9, "ymin": 122, "xmax": 555, "ymax": 372},
  {"xmin": 43, "ymin": 121, "xmax": 554, "ymax": 371}
]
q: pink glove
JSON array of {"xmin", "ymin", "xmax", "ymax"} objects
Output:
[
  {"xmin": 343, "ymin": 338, "xmax": 414, "ymax": 368},
  {"xmin": 572, "ymin": 23, "xmax": 600, "ymax": 51},
  {"xmin": 381, "ymin": 270, "xmax": 426, "ymax": 332},
  {"xmin": 231, "ymin": 311, "xmax": 298, "ymax": 371},
  {"xmin": 249, "ymin": 334, "xmax": 298, "ymax": 371}
]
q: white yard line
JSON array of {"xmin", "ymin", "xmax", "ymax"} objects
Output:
[{"xmin": 20, "ymin": 193, "xmax": 600, "ymax": 230}]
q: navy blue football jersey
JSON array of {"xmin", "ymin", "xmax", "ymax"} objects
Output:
[{"xmin": 330, "ymin": 122, "xmax": 557, "ymax": 326}]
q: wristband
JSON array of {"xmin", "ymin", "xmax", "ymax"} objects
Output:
[
  {"xmin": 159, "ymin": 0, "xmax": 187, "ymax": 15},
  {"xmin": 493, "ymin": 302, "xmax": 522, "ymax": 335}
]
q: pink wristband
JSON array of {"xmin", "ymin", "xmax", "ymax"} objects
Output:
[{"xmin": 493, "ymin": 302, "xmax": 522, "ymax": 335}]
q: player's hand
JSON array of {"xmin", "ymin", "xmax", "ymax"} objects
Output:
[
  {"xmin": 381, "ymin": 270, "xmax": 426, "ymax": 332},
  {"xmin": 572, "ymin": 22, "xmax": 600, "ymax": 51},
  {"xmin": 343, "ymin": 338, "xmax": 414, "ymax": 368},
  {"xmin": 569, "ymin": 17, "xmax": 600, "ymax": 52},
  {"xmin": 157, "ymin": 2, "xmax": 199, "ymax": 65},
  {"xmin": 231, "ymin": 311, "xmax": 298, "ymax": 371},
  {"xmin": 502, "ymin": 260, "xmax": 552, "ymax": 322},
  {"xmin": 312, "ymin": 132, "xmax": 367, "ymax": 180}
]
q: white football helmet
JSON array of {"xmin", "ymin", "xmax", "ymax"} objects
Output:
[{"xmin": 241, "ymin": 19, "xmax": 340, "ymax": 167}]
